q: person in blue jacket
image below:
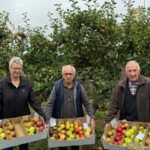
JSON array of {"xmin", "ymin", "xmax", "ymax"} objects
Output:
[{"xmin": 45, "ymin": 64, "xmax": 95, "ymax": 150}]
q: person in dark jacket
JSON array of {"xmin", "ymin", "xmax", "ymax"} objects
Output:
[
  {"xmin": 45, "ymin": 64, "xmax": 95, "ymax": 150},
  {"xmin": 0, "ymin": 57, "xmax": 46, "ymax": 150},
  {"xmin": 105, "ymin": 60, "xmax": 150, "ymax": 124}
]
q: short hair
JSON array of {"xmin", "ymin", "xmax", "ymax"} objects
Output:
[
  {"xmin": 9, "ymin": 57, "xmax": 23, "ymax": 69},
  {"xmin": 125, "ymin": 60, "xmax": 140, "ymax": 72},
  {"xmin": 61, "ymin": 65, "xmax": 76, "ymax": 75}
]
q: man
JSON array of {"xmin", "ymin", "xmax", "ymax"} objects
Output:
[
  {"xmin": 45, "ymin": 65, "xmax": 95, "ymax": 150},
  {"xmin": 105, "ymin": 60, "xmax": 150, "ymax": 124}
]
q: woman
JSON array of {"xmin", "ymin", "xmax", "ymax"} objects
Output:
[{"xmin": 0, "ymin": 57, "xmax": 46, "ymax": 150}]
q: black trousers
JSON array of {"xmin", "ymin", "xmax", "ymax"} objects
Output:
[
  {"xmin": 3, "ymin": 143, "xmax": 29, "ymax": 150},
  {"xmin": 59, "ymin": 146, "xmax": 79, "ymax": 150}
]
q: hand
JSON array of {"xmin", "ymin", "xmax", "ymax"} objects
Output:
[
  {"xmin": 90, "ymin": 118, "xmax": 96, "ymax": 134},
  {"xmin": 45, "ymin": 123, "xmax": 49, "ymax": 129},
  {"xmin": 104, "ymin": 123, "xmax": 109, "ymax": 130}
]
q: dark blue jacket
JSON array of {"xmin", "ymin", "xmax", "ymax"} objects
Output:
[{"xmin": 52, "ymin": 79, "xmax": 84, "ymax": 118}]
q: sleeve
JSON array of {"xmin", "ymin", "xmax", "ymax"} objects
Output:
[
  {"xmin": 44, "ymin": 86, "xmax": 56, "ymax": 123},
  {"xmin": 105, "ymin": 85, "xmax": 120, "ymax": 123},
  {"xmin": 0, "ymin": 81, "xmax": 2, "ymax": 114},
  {"xmin": 28, "ymin": 84, "xmax": 46, "ymax": 121},
  {"xmin": 80, "ymin": 84, "xmax": 95, "ymax": 119}
]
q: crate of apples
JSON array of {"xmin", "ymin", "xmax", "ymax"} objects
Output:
[
  {"xmin": 22, "ymin": 116, "xmax": 45, "ymax": 135},
  {"xmin": 0, "ymin": 121, "xmax": 6, "ymax": 140},
  {"xmin": 48, "ymin": 117, "xmax": 95, "ymax": 148},
  {"xmin": 49, "ymin": 119, "xmax": 93, "ymax": 141},
  {"xmin": 3, "ymin": 120, "xmax": 16, "ymax": 140}
]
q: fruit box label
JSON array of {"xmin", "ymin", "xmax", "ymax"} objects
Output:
[
  {"xmin": 49, "ymin": 118, "xmax": 57, "ymax": 127},
  {"xmin": 136, "ymin": 133, "xmax": 145, "ymax": 140}
]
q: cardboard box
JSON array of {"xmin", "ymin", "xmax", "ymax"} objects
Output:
[
  {"xmin": 0, "ymin": 128, "xmax": 47, "ymax": 149},
  {"xmin": 48, "ymin": 116, "xmax": 95, "ymax": 148},
  {"xmin": 101, "ymin": 120, "xmax": 150, "ymax": 150},
  {"xmin": 48, "ymin": 134, "xmax": 95, "ymax": 148},
  {"xmin": 0, "ymin": 116, "xmax": 48, "ymax": 149}
]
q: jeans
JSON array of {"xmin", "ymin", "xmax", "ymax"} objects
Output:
[{"xmin": 3, "ymin": 143, "xmax": 29, "ymax": 150}]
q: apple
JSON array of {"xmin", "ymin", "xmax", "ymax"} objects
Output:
[
  {"xmin": 28, "ymin": 126, "xmax": 36, "ymax": 134},
  {"xmin": 75, "ymin": 128, "xmax": 80, "ymax": 134},
  {"xmin": 79, "ymin": 133, "xmax": 85, "ymax": 139},
  {"xmin": 0, "ymin": 132, "xmax": 6, "ymax": 139},
  {"xmin": 106, "ymin": 137, "xmax": 112, "ymax": 143},
  {"xmin": 65, "ymin": 123, "xmax": 71, "ymax": 130},
  {"xmin": 10, "ymin": 131, "xmax": 16, "ymax": 137},
  {"xmin": 36, "ymin": 120, "xmax": 43, "ymax": 127},
  {"xmin": 124, "ymin": 122, "xmax": 129, "ymax": 129},
  {"xmin": 134, "ymin": 137, "xmax": 140, "ymax": 143},
  {"xmin": 69, "ymin": 133, "xmax": 75, "ymax": 140},
  {"xmin": 32, "ymin": 118, "xmax": 39, "ymax": 123},
  {"xmin": 125, "ymin": 130, "xmax": 131, "ymax": 138},
  {"xmin": 78, "ymin": 125, "xmax": 83, "ymax": 131},
  {"xmin": 26, "ymin": 122, "xmax": 33, "ymax": 128},
  {"xmin": 84, "ymin": 131, "xmax": 90, "ymax": 137},
  {"xmin": 124, "ymin": 137, "xmax": 132, "ymax": 144},
  {"xmin": 7, "ymin": 124, "xmax": 14, "ymax": 131},
  {"xmin": 0, "ymin": 128, "xmax": 4, "ymax": 133},
  {"xmin": 107, "ymin": 130, "xmax": 113, "ymax": 136},
  {"xmin": 114, "ymin": 136, "xmax": 122, "ymax": 142},
  {"xmin": 39, "ymin": 126, "xmax": 44, "ymax": 132}
]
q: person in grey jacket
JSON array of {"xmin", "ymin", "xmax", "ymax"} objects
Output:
[
  {"xmin": 45, "ymin": 64, "xmax": 95, "ymax": 150},
  {"xmin": 105, "ymin": 60, "xmax": 150, "ymax": 124},
  {"xmin": 0, "ymin": 57, "xmax": 46, "ymax": 150}
]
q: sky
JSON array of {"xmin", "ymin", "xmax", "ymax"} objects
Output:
[{"xmin": 0, "ymin": 0, "xmax": 149, "ymax": 31}]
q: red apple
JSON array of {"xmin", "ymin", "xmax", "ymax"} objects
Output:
[{"xmin": 36, "ymin": 120, "xmax": 43, "ymax": 127}]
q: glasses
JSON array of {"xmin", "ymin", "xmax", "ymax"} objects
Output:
[
  {"xmin": 12, "ymin": 67, "xmax": 22, "ymax": 70},
  {"xmin": 64, "ymin": 73, "xmax": 73, "ymax": 76}
]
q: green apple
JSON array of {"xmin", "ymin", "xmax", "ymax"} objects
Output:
[
  {"xmin": 134, "ymin": 137, "xmax": 140, "ymax": 143},
  {"xmin": 0, "ymin": 132, "xmax": 6, "ymax": 139},
  {"xmin": 28, "ymin": 126, "xmax": 36, "ymax": 134},
  {"xmin": 0, "ymin": 128, "xmax": 4, "ymax": 133},
  {"xmin": 125, "ymin": 130, "xmax": 131, "ymax": 138},
  {"xmin": 124, "ymin": 137, "xmax": 132, "ymax": 144}
]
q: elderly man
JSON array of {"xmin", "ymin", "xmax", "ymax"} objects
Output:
[
  {"xmin": 45, "ymin": 64, "xmax": 95, "ymax": 150},
  {"xmin": 105, "ymin": 60, "xmax": 150, "ymax": 123}
]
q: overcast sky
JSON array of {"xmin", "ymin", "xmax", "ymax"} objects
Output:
[{"xmin": 0, "ymin": 0, "xmax": 149, "ymax": 30}]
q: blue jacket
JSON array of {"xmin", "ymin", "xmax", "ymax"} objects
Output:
[{"xmin": 52, "ymin": 79, "xmax": 84, "ymax": 118}]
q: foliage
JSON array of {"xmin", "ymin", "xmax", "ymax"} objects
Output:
[
  {"xmin": 0, "ymin": 0, "xmax": 150, "ymax": 116},
  {"xmin": 0, "ymin": 0, "xmax": 150, "ymax": 149}
]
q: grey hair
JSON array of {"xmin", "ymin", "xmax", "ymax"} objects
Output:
[
  {"xmin": 62, "ymin": 65, "xmax": 76, "ymax": 75},
  {"xmin": 9, "ymin": 57, "xmax": 23, "ymax": 69},
  {"xmin": 125, "ymin": 60, "xmax": 140, "ymax": 72}
]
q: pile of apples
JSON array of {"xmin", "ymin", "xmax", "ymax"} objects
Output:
[
  {"xmin": 23, "ymin": 116, "xmax": 44, "ymax": 135},
  {"xmin": 112, "ymin": 122, "xmax": 128, "ymax": 145},
  {"xmin": 4, "ymin": 120, "xmax": 16, "ymax": 140},
  {"xmin": 49, "ymin": 120, "xmax": 92, "ymax": 141},
  {"xmin": 122, "ymin": 124, "xmax": 138, "ymax": 146},
  {"xmin": 0, "ymin": 121, "xmax": 6, "ymax": 139},
  {"xmin": 132, "ymin": 124, "xmax": 147, "ymax": 144},
  {"xmin": 145, "ymin": 131, "xmax": 150, "ymax": 147},
  {"xmin": 104, "ymin": 121, "xmax": 150, "ymax": 147}
]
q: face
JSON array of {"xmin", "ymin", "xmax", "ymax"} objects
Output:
[
  {"xmin": 125, "ymin": 62, "xmax": 140, "ymax": 82},
  {"xmin": 10, "ymin": 63, "xmax": 22, "ymax": 79},
  {"xmin": 62, "ymin": 66, "xmax": 75, "ymax": 84}
]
